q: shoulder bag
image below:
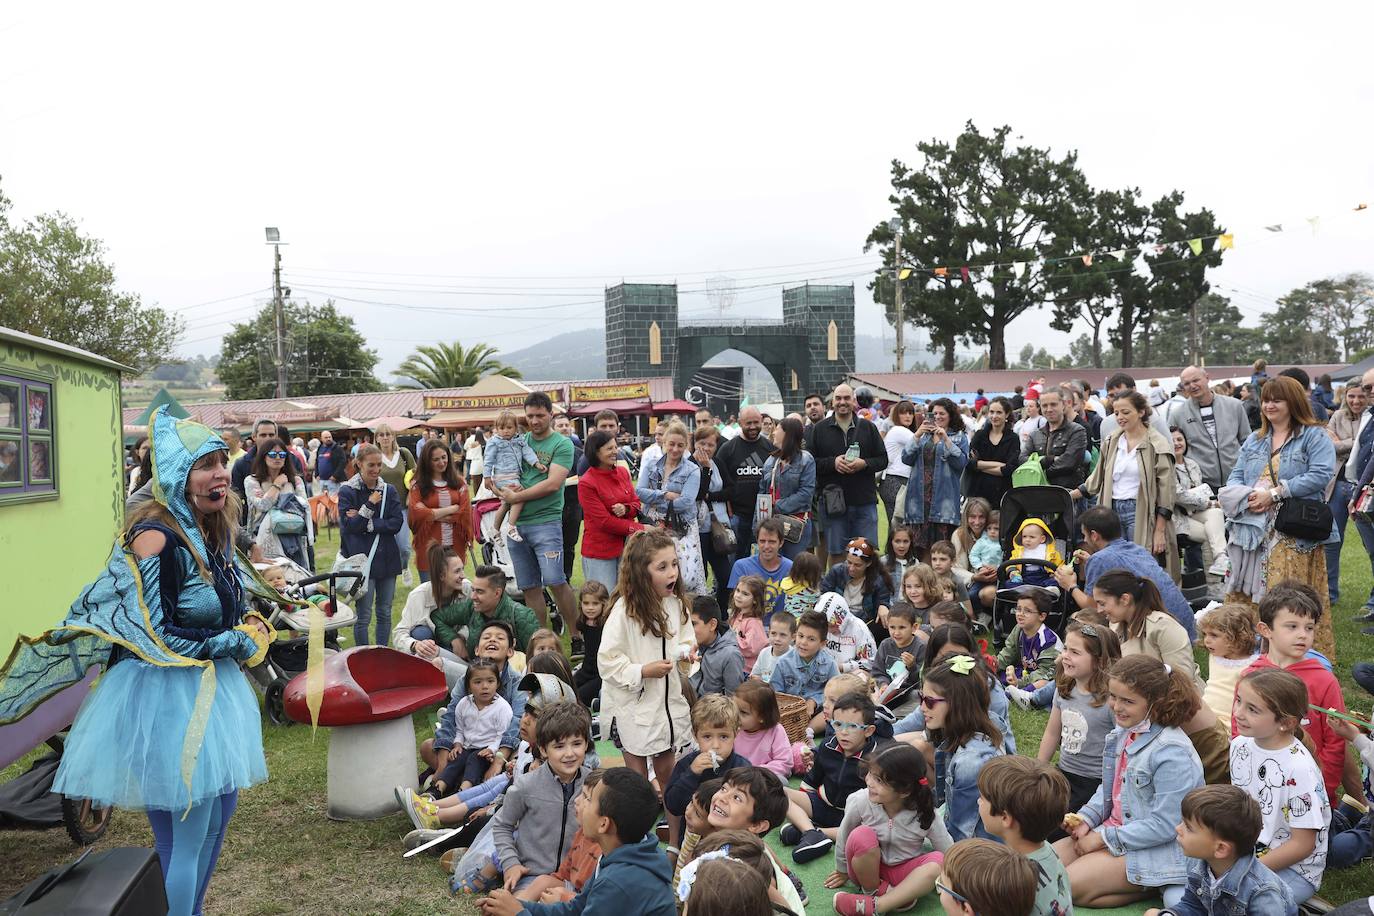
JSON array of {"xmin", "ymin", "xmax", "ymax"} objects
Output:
[
  {"xmin": 331, "ymin": 485, "xmax": 387, "ymax": 597},
  {"xmin": 1266, "ymin": 445, "xmax": 1332, "ymax": 541},
  {"xmin": 754, "ymin": 462, "xmax": 806, "ymax": 543}
]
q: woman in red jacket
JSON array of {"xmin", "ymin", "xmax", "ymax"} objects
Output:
[
  {"xmin": 408, "ymin": 438, "xmax": 473, "ymax": 583},
  {"xmin": 577, "ymin": 428, "xmax": 644, "ymax": 588}
]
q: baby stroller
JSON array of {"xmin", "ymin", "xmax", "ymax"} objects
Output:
[
  {"xmin": 990, "ymin": 485, "xmax": 1078, "ymax": 644},
  {"xmin": 241, "ymin": 558, "xmax": 359, "ymax": 725}
]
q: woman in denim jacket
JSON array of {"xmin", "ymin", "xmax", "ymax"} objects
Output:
[
  {"xmin": 637, "ymin": 420, "xmax": 704, "ymax": 590},
  {"xmin": 919, "ymin": 654, "xmax": 1004, "ymax": 843},
  {"xmin": 1222, "ymin": 376, "xmax": 1338, "ymax": 659},
  {"xmin": 900, "ymin": 398, "xmax": 969, "ymax": 561},
  {"xmin": 1055, "ymin": 656, "xmax": 1204, "ymax": 910},
  {"xmin": 757, "ymin": 416, "xmax": 816, "ymax": 560}
]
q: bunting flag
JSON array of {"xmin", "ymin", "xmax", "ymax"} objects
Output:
[
  {"xmin": 898, "ymin": 268, "xmax": 912, "ymax": 280},
  {"xmin": 1357, "ymin": 203, "xmax": 1369, "ymax": 211},
  {"xmin": 1187, "ymin": 238, "xmax": 1204, "ymax": 256},
  {"xmin": 933, "ymin": 267, "xmax": 948, "ymax": 278},
  {"xmin": 1081, "ymin": 254, "xmax": 1093, "ymax": 266},
  {"xmin": 1307, "ymin": 216, "xmax": 1321, "ymax": 235},
  {"xmin": 1011, "ymin": 261, "xmax": 1024, "ymax": 278},
  {"xmin": 1110, "ymin": 249, "xmax": 1125, "ymax": 260},
  {"xmin": 960, "ymin": 266, "xmax": 971, "ymax": 282},
  {"xmin": 1265, "ymin": 224, "xmax": 1283, "ymax": 232},
  {"xmin": 1218, "ymin": 233, "xmax": 1234, "ymax": 250}
]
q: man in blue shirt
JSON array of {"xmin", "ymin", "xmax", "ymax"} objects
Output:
[
  {"xmin": 727, "ymin": 518, "xmax": 792, "ymax": 620},
  {"xmin": 1053, "ymin": 505, "xmax": 1196, "ymax": 639}
]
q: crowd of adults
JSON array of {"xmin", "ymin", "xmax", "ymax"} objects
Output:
[{"xmin": 126, "ymin": 361, "xmax": 1374, "ymax": 659}]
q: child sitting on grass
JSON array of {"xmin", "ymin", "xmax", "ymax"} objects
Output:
[
  {"xmin": 997, "ymin": 591, "xmax": 1060, "ymax": 690},
  {"xmin": 732, "ymin": 680, "xmax": 794, "ymax": 781},
  {"xmin": 1196, "ymin": 603, "xmax": 1259, "ymax": 731},
  {"xmin": 513, "ymin": 769, "xmax": 605, "ymax": 904},
  {"xmin": 749, "ymin": 611, "xmax": 794, "ymax": 684},
  {"xmin": 868, "ymin": 602, "xmax": 923, "ymax": 691},
  {"xmin": 479, "ymin": 767, "xmax": 674, "ymax": 916},
  {"xmin": 482, "ymin": 702, "xmax": 593, "ymax": 895},
  {"xmin": 976, "ymin": 756, "xmax": 1073, "ymax": 916},
  {"xmin": 433, "ymin": 659, "xmax": 513, "ymax": 794},
  {"xmin": 781, "ymin": 691, "xmax": 884, "ymax": 864},
  {"xmin": 681, "ymin": 830, "xmax": 802, "ymax": 916},
  {"xmin": 1143, "ymin": 785, "xmax": 1294, "ymax": 916},
  {"xmin": 768, "ymin": 610, "xmax": 839, "ymax": 733},
  {"xmin": 936, "ymin": 839, "xmax": 1038, "ymax": 916},
  {"xmin": 781, "ymin": 552, "xmax": 822, "ymax": 619},
  {"xmin": 664, "ymin": 695, "xmax": 751, "ymax": 852},
  {"xmin": 817, "ymin": 592, "xmax": 877, "ymax": 675},
  {"xmin": 688, "ymin": 595, "xmax": 744, "ymax": 697}
]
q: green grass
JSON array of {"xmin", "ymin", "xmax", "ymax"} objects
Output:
[{"xmin": 2, "ymin": 524, "xmax": 1371, "ymax": 912}]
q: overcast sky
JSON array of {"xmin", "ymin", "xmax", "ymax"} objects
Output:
[{"xmin": 3, "ymin": 2, "xmax": 1372, "ymax": 379}]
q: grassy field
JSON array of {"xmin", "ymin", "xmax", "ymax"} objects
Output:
[{"xmin": 2, "ymin": 522, "xmax": 1372, "ymax": 912}]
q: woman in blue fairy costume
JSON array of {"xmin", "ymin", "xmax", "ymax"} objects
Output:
[{"xmin": 0, "ymin": 407, "xmax": 274, "ymax": 916}]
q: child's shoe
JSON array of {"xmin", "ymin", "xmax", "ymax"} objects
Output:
[
  {"xmin": 504, "ymin": 524, "xmax": 523, "ymax": 543},
  {"xmin": 1006, "ymin": 685, "xmax": 1034, "ymax": 710},
  {"xmin": 396, "ymin": 786, "xmax": 440, "ymax": 831},
  {"xmin": 833, "ymin": 893, "xmax": 880, "ymax": 915}
]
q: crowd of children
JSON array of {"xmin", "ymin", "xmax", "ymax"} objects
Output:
[{"xmin": 376, "ymin": 508, "xmax": 1374, "ymax": 916}]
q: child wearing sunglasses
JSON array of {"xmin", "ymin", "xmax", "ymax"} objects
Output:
[{"xmin": 921, "ymin": 655, "xmax": 1005, "ymax": 843}]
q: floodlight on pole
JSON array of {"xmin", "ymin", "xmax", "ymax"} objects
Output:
[
  {"xmin": 265, "ymin": 227, "xmax": 288, "ymax": 398},
  {"xmin": 265, "ymin": 227, "xmax": 280, "ymax": 243},
  {"xmin": 889, "ymin": 217, "xmax": 905, "ymax": 372}
]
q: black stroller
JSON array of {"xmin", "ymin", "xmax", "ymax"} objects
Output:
[{"xmin": 989, "ymin": 486, "xmax": 1079, "ymax": 644}]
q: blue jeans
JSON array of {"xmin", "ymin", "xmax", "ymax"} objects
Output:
[
  {"xmin": 824, "ymin": 501, "xmax": 879, "ymax": 555},
  {"xmin": 1272, "ymin": 865, "xmax": 1316, "ymax": 905},
  {"xmin": 418, "ymin": 570, "xmax": 430, "ymax": 584},
  {"xmin": 1112, "ymin": 498, "xmax": 1137, "ymax": 541},
  {"xmin": 582, "ymin": 556, "xmax": 621, "ymax": 590},
  {"xmin": 355, "ymin": 574, "xmax": 397, "ymax": 646},
  {"xmin": 1031, "ymin": 681, "xmax": 1055, "ymax": 709},
  {"xmin": 506, "ymin": 519, "xmax": 567, "ymax": 590},
  {"xmin": 1329, "ymin": 806, "xmax": 1371, "ymax": 869},
  {"xmin": 1349, "ymin": 513, "xmax": 1374, "ymax": 610}
]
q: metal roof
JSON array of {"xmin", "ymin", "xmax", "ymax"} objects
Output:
[{"xmin": 849, "ymin": 364, "xmax": 1348, "ymax": 398}]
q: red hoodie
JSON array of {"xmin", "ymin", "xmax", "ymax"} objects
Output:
[
  {"xmin": 577, "ymin": 464, "xmax": 644, "ymax": 560},
  {"xmin": 1232, "ymin": 655, "xmax": 1346, "ymax": 802}
]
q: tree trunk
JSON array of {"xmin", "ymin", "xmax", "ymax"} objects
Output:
[
  {"xmin": 1119, "ymin": 305, "xmax": 1137, "ymax": 368},
  {"xmin": 942, "ymin": 336, "xmax": 956, "ymax": 371},
  {"xmin": 988, "ymin": 327, "xmax": 1007, "ymax": 370},
  {"xmin": 1091, "ymin": 323, "xmax": 1103, "ymax": 368}
]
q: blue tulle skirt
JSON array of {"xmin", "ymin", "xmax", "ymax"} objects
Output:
[{"xmin": 53, "ymin": 657, "xmax": 266, "ymax": 811}]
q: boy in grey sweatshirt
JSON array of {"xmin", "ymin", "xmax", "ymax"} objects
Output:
[{"xmin": 688, "ymin": 596, "xmax": 744, "ymax": 697}]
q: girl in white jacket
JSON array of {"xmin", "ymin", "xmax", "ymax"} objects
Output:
[{"xmin": 597, "ymin": 528, "xmax": 695, "ymax": 790}]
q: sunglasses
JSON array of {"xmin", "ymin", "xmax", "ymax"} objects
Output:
[
  {"xmin": 266, "ymin": 450, "xmax": 289, "ymax": 459},
  {"xmin": 830, "ymin": 720, "xmax": 868, "ymax": 733},
  {"xmin": 935, "ymin": 880, "xmax": 970, "ymax": 909},
  {"xmin": 917, "ymin": 692, "xmax": 947, "ymax": 710}
]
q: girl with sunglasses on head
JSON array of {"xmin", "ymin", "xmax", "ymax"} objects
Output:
[
  {"xmin": 919, "ymin": 655, "xmax": 1005, "ymax": 843},
  {"xmin": 243, "ymin": 436, "xmax": 311, "ymax": 567},
  {"xmin": 892, "ymin": 624, "xmax": 1015, "ymax": 757},
  {"xmin": 1036, "ymin": 621, "xmax": 1122, "ymax": 838}
]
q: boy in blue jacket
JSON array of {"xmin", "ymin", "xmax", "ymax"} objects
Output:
[
  {"xmin": 1145, "ymin": 785, "xmax": 1295, "ymax": 916},
  {"xmin": 480, "ymin": 767, "xmax": 675, "ymax": 916},
  {"xmin": 768, "ymin": 610, "xmax": 839, "ymax": 732}
]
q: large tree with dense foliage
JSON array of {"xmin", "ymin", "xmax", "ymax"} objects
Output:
[
  {"xmin": 218, "ymin": 301, "xmax": 379, "ymax": 400},
  {"xmin": 0, "ymin": 181, "xmax": 181, "ymax": 369},
  {"xmin": 393, "ymin": 341, "xmax": 522, "ymax": 389},
  {"xmin": 866, "ymin": 122, "xmax": 1090, "ymax": 369}
]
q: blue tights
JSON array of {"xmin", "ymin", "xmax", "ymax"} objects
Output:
[{"xmin": 147, "ymin": 790, "xmax": 238, "ymax": 916}]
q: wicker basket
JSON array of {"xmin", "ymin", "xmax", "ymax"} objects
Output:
[{"xmin": 775, "ymin": 691, "xmax": 811, "ymax": 745}]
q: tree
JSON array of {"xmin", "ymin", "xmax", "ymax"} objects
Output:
[
  {"xmin": 1276, "ymin": 274, "xmax": 1373, "ymax": 362},
  {"xmin": 1264, "ymin": 288, "xmax": 1342, "ymax": 365},
  {"xmin": 1129, "ymin": 197, "xmax": 1225, "ymax": 367},
  {"xmin": 218, "ymin": 301, "xmax": 380, "ymax": 400},
  {"xmin": 1133, "ymin": 294, "xmax": 1264, "ymax": 367},
  {"xmin": 1069, "ymin": 333, "xmax": 1121, "ymax": 370},
  {"xmin": 0, "ymin": 182, "xmax": 181, "ymax": 369},
  {"xmin": 866, "ymin": 123, "xmax": 1091, "ymax": 369},
  {"xmin": 393, "ymin": 341, "xmax": 522, "ymax": 389}
]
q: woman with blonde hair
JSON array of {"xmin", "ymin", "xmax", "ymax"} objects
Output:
[{"xmin": 373, "ymin": 423, "xmax": 418, "ymax": 586}]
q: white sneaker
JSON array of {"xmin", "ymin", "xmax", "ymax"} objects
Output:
[
  {"xmin": 1006, "ymin": 686, "xmax": 1034, "ymax": 710},
  {"xmin": 1208, "ymin": 554, "xmax": 1231, "ymax": 577},
  {"xmin": 402, "ymin": 568, "xmax": 414, "ymax": 588}
]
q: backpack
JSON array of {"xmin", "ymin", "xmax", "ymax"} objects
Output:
[{"xmin": 1013, "ymin": 452, "xmax": 1049, "ymax": 488}]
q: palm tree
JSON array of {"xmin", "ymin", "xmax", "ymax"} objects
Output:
[{"xmin": 393, "ymin": 341, "xmax": 522, "ymax": 389}]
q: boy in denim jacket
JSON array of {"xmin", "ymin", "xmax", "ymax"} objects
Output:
[
  {"xmin": 1146, "ymin": 784, "xmax": 1295, "ymax": 916},
  {"xmin": 768, "ymin": 610, "xmax": 839, "ymax": 730}
]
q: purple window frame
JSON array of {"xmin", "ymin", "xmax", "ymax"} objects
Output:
[{"xmin": 0, "ymin": 373, "xmax": 56, "ymax": 498}]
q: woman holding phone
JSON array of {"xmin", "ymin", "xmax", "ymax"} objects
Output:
[{"xmin": 900, "ymin": 398, "xmax": 970, "ymax": 560}]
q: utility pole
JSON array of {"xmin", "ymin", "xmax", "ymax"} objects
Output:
[
  {"xmin": 1188, "ymin": 295, "xmax": 1201, "ymax": 368},
  {"xmin": 267, "ymin": 228, "xmax": 288, "ymax": 399},
  {"xmin": 889, "ymin": 217, "xmax": 904, "ymax": 372}
]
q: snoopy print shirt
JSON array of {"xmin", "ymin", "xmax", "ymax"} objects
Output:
[{"xmin": 1229, "ymin": 736, "xmax": 1329, "ymax": 890}]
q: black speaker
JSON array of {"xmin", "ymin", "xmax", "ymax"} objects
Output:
[{"xmin": 1, "ymin": 848, "xmax": 167, "ymax": 915}]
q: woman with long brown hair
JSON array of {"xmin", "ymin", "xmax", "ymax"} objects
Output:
[
  {"xmin": 408, "ymin": 437, "xmax": 473, "ymax": 584},
  {"xmin": 1223, "ymin": 375, "xmax": 1338, "ymax": 659}
]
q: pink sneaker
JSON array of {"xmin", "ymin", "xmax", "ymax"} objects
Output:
[{"xmin": 833, "ymin": 892, "xmax": 880, "ymax": 915}]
